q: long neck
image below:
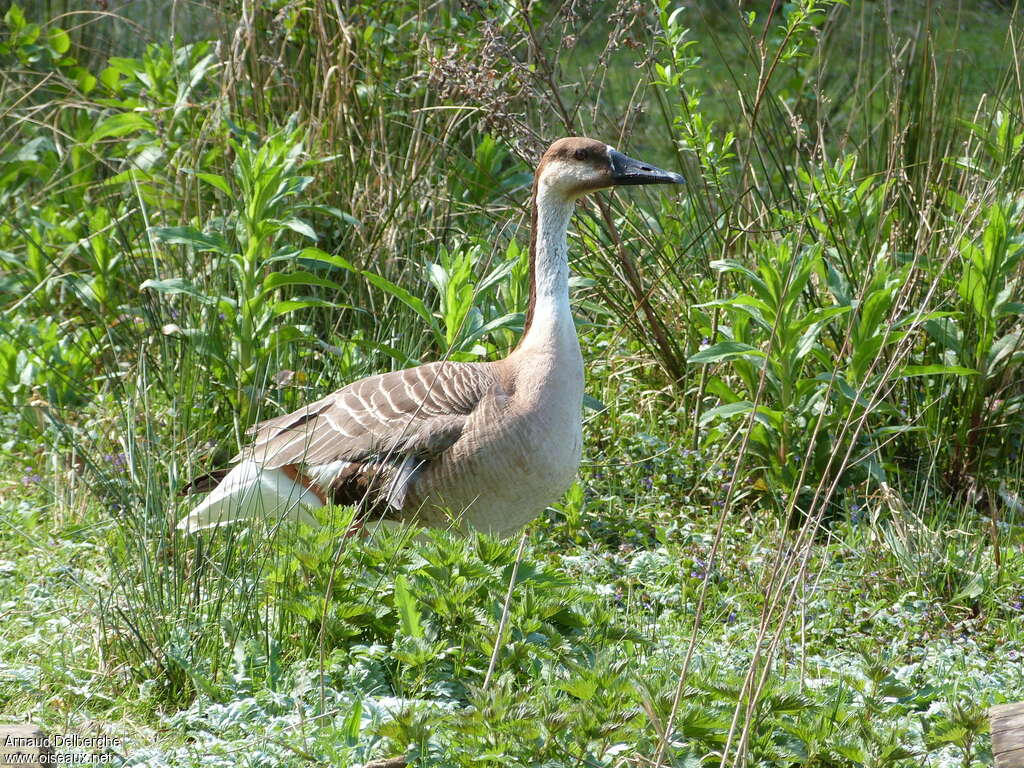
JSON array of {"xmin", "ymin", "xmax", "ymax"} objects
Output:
[{"xmin": 516, "ymin": 180, "xmax": 575, "ymax": 353}]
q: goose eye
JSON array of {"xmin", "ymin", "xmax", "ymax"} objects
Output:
[{"xmin": 574, "ymin": 148, "xmax": 587, "ymax": 161}]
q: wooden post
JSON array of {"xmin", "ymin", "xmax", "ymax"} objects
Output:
[{"xmin": 991, "ymin": 702, "xmax": 1024, "ymax": 768}]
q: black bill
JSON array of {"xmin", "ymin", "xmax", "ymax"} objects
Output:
[{"xmin": 609, "ymin": 148, "xmax": 685, "ymax": 186}]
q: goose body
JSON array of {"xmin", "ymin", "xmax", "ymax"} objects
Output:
[{"xmin": 179, "ymin": 137, "xmax": 682, "ymax": 536}]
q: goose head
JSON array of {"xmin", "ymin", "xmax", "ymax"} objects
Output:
[{"xmin": 536, "ymin": 137, "xmax": 684, "ymax": 200}]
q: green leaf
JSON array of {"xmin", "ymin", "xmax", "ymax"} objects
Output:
[
  {"xmin": 48, "ymin": 27, "xmax": 70, "ymax": 53},
  {"xmin": 306, "ymin": 205, "xmax": 361, "ymax": 228},
  {"xmin": 195, "ymin": 172, "xmax": 231, "ymax": 196},
  {"xmin": 281, "ymin": 217, "xmax": 318, "ymax": 241},
  {"xmin": 897, "ymin": 364, "xmax": 978, "ymax": 378},
  {"xmin": 88, "ymin": 112, "xmax": 155, "ymax": 143},
  {"xmin": 98, "ymin": 66, "xmax": 121, "ymax": 92},
  {"xmin": 20, "ymin": 22, "xmax": 39, "ymax": 46},
  {"xmin": 261, "ymin": 270, "xmax": 344, "ymax": 295},
  {"xmin": 362, "ymin": 271, "xmax": 439, "ymax": 336},
  {"xmin": 924, "ymin": 317, "xmax": 963, "ymax": 357},
  {"xmin": 272, "ymin": 299, "xmax": 347, "ymax": 316},
  {"xmin": 831, "ymin": 743, "xmax": 867, "ymax": 764},
  {"xmin": 997, "ymin": 301, "xmax": 1024, "ymax": 317},
  {"xmin": 140, "ymin": 277, "xmax": 219, "ymax": 305},
  {"xmin": 394, "ymin": 576, "xmax": 423, "ymax": 638},
  {"xmin": 689, "ymin": 341, "xmax": 763, "ymax": 364},
  {"xmin": 952, "ymin": 573, "xmax": 985, "ymax": 602},
  {"xmin": 710, "ymin": 258, "xmax": 764, "ymax": 287},
  {"xmin": 987, "ymin": 331, "xmax": 1021, "ymax": 372},
  {"xmin": 558, "ymin": 676, "xmax": 597, "ymax": 701},
  {"xmin": 705, "ymin": 376, "xmax": 741, "ymax": 404},
  {"xmin": 75, "ymin": 69, "xmax": 97, "ymax": 94},
  {"xmin": 341, "ymin": 700, "xmax": 362, "ymax": 745},
  {"xmin": 165, "ymin": 649, "xmax": 219, "ymax": 699},
  {"xmin": 874, "ymin": 425, "xmax": 926, "ymax": 436},
  {"xmin": 347, "ymin": 337, "xmax": 418, "ymax": 368},
  {"xmin": 477, "ymin": 256, "xmax": 518, "ymax": 294},
  {"xmin": 293, "ymin": 247, "xmax": 357, "ymax": 272},
  {"xmin": 699, "ymin": 400, "xmax": 754, "ymax": 425},
  {"xmin": 151, "ymin": 226, "xmax": 230, "ymax": 254},
  {"xmin": 107, "ymin": 56, "xmax": 145, "ymax": 78},
  {"xmin": 459, "ymin": 312, "xmax": 522, "ymax": 349},
  {"xmin": 4, "ymin": 5, "xmax": 25, "ymax": 31}
]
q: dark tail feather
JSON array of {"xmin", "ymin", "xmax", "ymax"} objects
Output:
[{"xmin": 180, "ymin": 468, "xmax": 230, "ymax": 496}]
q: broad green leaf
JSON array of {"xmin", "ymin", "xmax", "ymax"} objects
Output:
[
  {"xmin": 832, "ymin": 743, "xmax": 867, "ymax": 764},
  {"xmin": 98, "ymin": 66, "xmax": 121, "ymax": 91},
  {"xmin": 4, "ymin": 5, "xmax": 25, "ymax": 30},
  {"xmin": 348, "ymin": 337, "xmax": 419, "ymax": 368},
  {"xmin": 802, "ymin": 304, "xmax": 852, "ymax": 329},
  {"xmin": 281, "ymin": 217, "xmax": 318, "ymax": 241},
  {"xmin": 699, "ymin": 400, "xmax": 754, "ymax": 425},
  {"xmin": 477, "ymin": 256, "xmax": 518, "ymax": 294},
  {"xmin": 710, "ymin": 258, "xmax": 763, "ymax": 288},
  {"xmin": 195, "ymin": 172, "xmax": 231, "ymax": 196},
  {"xmin": 952, "ymin": 573, "xmax": 985, "ymax": 602},
  {"xmin": 874, "ymin": 425, "xmax": 926, "ymax": 436},
  {"xmin": 306, "ymin": 205, "xmax": 361, "ymax": 228},
  {"xmin": 261, "ymin": 270, "xmax": 344, "ymax": 295},
  {"xmin": 460, "ymin": 312, "xmax": 521, "ymax": 348},
  {"xmin": 997, "ymin": 301, "xmax": 1024, "ymax": 317},
  {"xmin": 987, "ymin": 331, "xmax": 1021, "ymax": 372},
  {"xmin": 75, "ymin": 69, "xmax": 97, "ymax": 94},
  {"xmin": 107, "ymin": 56, "xmax": 146, "ymax": 78},
  {"xmin": 558, "ymin": 676, "xmax": 597, "ymax": 701},
  {"xmin": 751, "ymin": 405, "xmax": 784, "ymax": 430},
  {"xmin": 89, "ymin": 112, "xmax": 155, "ymax": 143},
  {"xmin": 140, "ymin": 277, "xmax": 218, "ymax": 305},
  {"xmin": 795, "ymin": 318, "xmax": 832, "ymax": 361},
  {"xmin": 152, "ymin": 226, "xmax": 229, "ymax": 254},
  {"xmin": 171, "ymin": 328, "xmax": 229, "ymax": 364},
  {"xmin": 894, "ymin": 310, "xmax": 957, "ymax": 329},
  {"xmin": 393, "ymin": 576, "xmax": 423, "ymax": 638},
  {"xmin": 815, "ymin": 373, "xmax": 872, "ymax": 408},
  {"xmin": 48, "ymin": 27, "xmax": 70, "ymax": 53},
  {"xmin": 165, "ymin": 650, "xmax": 219, "ymax": 699},
  {"xmin": 19, "ymin": 22, "xmax": 40, "ymax": 46},
  {"xmin": 705, "ymin": 376, "xmax": 741, "ymax": 404},
  {"xmin": 689, "ymin": 341, "xmax": 763, "ymax": 364},
  {"xmin": 293, "ymin": 247, "xmax": 357, "ymax": 272},
  {"xmin": 924, "ymin": 317, "xmax": 963, "ymax": 357},
  {"xmin": 427, "ymin": 263, "xmax": 449, "ymax": 298}
]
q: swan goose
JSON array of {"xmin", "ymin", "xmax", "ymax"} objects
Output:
[{"xmin": 178, "ymin": 137, "xmax": 683, "ymax": 536}]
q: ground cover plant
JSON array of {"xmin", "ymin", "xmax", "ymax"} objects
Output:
[{"xmin": 1, "ymin": 0, "xmax": 1023, "ymax": 766}]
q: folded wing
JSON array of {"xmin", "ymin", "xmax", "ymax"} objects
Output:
[{"xmin": 179, "ymin": 361, "xmax": 500, "ymax": 531}]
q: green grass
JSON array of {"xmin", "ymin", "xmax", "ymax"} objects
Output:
[{"xmin": 2, "ymin": 0, "xmax": 1024, "ymax": 765}]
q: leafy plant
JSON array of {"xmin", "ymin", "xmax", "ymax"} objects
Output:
[
  {"xmin": 144, "ymin": 126, "xmax": 352, "ymax": 424},
  {"xmin": 922, "ymin": 201, "xmax": 1024, "ymax": 496}
]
